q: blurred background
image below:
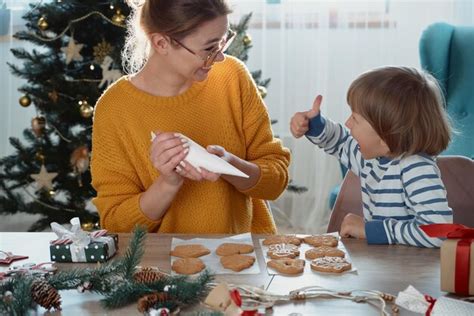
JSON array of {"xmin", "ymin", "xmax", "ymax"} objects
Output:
[{"xmin": 0, "ymin": 0, "xmax": 473, "ymax": 232}]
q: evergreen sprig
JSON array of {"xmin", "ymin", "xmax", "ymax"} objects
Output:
[{"xmin": 0, "ymin": 227, "xmax": 214, "ymax": 316}]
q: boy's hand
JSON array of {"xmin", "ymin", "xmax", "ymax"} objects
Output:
[
  {"xmin": 290, "ymin": 95, "xmax": 323, "ymax": 138},
  {"xmin": 340, "ymin": 213, "xmax": 366, "ymax": 239}
]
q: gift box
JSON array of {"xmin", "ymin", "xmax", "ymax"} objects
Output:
[
  {"xmin": 49, "ymin": 218, "xmax": 118, "ymax": 263},
  {"xmin": 440, "ymin": 238, "xmax": 474, "ymax": 295},
  {"xmin": 421, "ymin": 224, "xmax": 474, "ymax": 296},
  {"xmin": 49, "ymin": 234, "xmax": 118, "ymax": 263}
]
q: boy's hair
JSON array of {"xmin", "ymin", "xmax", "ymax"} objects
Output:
[{"xmin": 347, "ymin": 66, "xmax": 452, "ymax": 156}]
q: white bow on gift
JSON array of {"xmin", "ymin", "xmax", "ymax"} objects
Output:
[
  {"xmin": 396, "ymin": 285, "xmax": 474, "ymax": 316},
  {"xmin": 151, "ymin": 132, "xmax": 249, "ymax": 178},
  {"xmin": 50, "ymin": 217, "xmax": 110, "ymax": 262}
]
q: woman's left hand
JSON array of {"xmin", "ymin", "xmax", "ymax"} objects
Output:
[
  {"xmin": 206, "ymin": 145, "xmax": 232, "ymax": 162},
  {"xmin": 173, "ymin": 145, "xmax": 230, "ymax": 182}
]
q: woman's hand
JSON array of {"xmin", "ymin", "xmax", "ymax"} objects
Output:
[
  {"xmin": 150, "ymin": 131, "xmax": 189, "ymax": 186},
  {"xmin": 290, "ymin": 94, "xmax": 323, "ymax": 138},
  {"xmin": 172, "ymin": 144, "xmax": 225, "ymax": 182}
]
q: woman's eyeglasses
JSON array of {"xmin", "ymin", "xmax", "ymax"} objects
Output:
[{"xmin": 171, "ymin": 29, "xmax": 237, "ymax": 68}]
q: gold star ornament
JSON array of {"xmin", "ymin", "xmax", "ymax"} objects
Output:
[
  {"xmin": 31, "ymin": 164, "xmax": 58, "ymax": 191},
  {"xmin": 61, "ymin": 36, "xmax": 84, "ymax": 65}
]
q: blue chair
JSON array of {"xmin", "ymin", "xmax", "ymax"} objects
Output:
[
  {"xmin": 419, "ymin": 22, "xmax": 474, "ymax": 159},
  {"xmin": 328, "ymin": 164, "xmax": 347, "ymax": 210}
]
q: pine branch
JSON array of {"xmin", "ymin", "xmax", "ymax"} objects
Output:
[
  {"xmin": 119, "ymin": 225, "xmax": 147, "ymax": 278},
  {"xmin": 101, "ymin": 281, "xmax": 152, "ymax": 309},
  {"xmin": 10, "ymin": 275, "xmax": 34, "ymax": 315},
  {"xmin": 166, "ymin": 270, "xmax": 214, "ymax": 305}
]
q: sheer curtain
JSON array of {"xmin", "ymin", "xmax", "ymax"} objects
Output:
[
  {"xmin": 229, "ymin": 0, "xmax": 474, "ymax": 233},
  {"xmin": 0, "ymin": 2, "xmax": 44, "ymax": 230},
  {"xmin": 0, "ymin": 2, "xmax": 36, "ymax": 157}
]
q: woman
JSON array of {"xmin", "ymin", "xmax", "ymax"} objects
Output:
[{"xmin": 91, "ymin": 0, "xmax": 290, "ymax": 234}]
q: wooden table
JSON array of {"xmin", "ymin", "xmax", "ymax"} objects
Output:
[{"xmin": 0, "ymin": 233, "xmax": 444, "ymax": 315}]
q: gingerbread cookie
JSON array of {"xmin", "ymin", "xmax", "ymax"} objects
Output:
[
  {"xmin": 262, "ymin": 235, "xmax": 302, "ymax": 246},
  {"xmin": 267, "ymin": 243, "xmax": 300, "ymax": 259},
  {"xmin": 267, "ymin": 258, "xmax": 305, "ymax": 275},
  {"xmin": 170, "ymin": 244, "xmax": 211, "ymax": 258},
  {"xmin": 305, "ymin": 246, "xmax": 345, "ymax": 260},
  {"xmin": 216, "ymin": 243, "xmax": 254, "ymax": 256},
  {"xmin": 303, "ymin": 235, "xmax": 338, "ymax": 247},
  {"xmin": 310, "ymin": 257, "xmax": 351, "ymax": 273},
  {"xmin": 220, "ymin": 254, "xmax": 255, "ymax": 272},
  {"xmin": 172, "ymin": 258, "xmax": 206, "ymax": 275}
]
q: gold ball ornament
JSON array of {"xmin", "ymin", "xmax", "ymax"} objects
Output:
[
  {"xmin": 35, "ymin": 152, "xmax": 45, "ymax": 162},
  {"xmin": 78, "ymin": 100, "xmax": 94, "ymax": 118},
  {"xmin": 19, "ymin": 95, "xmax": 32, "ymax": 107},
  {"xmin": 31, "ymin": 116, "xmax": 46, "ymax": 137},
  {"xmin": 112, "ymin": 9, "xmax": 126, "ymax": 25},
  {"xmin": 243, "ymin": 34, "xmax": 252, "ymax": 46},
  {"xmin": 257, "ymin": 85, "xmax": 267, "ymax": 99},
  {"xmin": 81, "ymin": 222, "xmax": 94, "ymax": 231},
  {"xmin": 37, "ymin": 16, "xmax": 49, "ymax": 31}
]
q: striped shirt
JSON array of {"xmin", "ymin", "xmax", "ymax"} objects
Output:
[{"xmin": 306, "ymin": 114, "xmax": 453, "ymax": 248}]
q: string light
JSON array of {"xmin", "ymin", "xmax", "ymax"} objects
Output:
[{"xmin": 30, "ymin": 11, "xmax": 126, "ymax": 43}]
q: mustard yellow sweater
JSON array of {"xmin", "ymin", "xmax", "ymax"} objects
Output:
[{"xmin": 91, "ymin": 56, "xmax": 290, "ymax": 234}]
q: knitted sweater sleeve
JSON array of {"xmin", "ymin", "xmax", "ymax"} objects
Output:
[
  {"xmin": 90, "ymin": 94, "xmax": 161, "ymax": 233},
  {"xmin": 235, "ymin": 61, "xmax": 291, "ymax": 200}
]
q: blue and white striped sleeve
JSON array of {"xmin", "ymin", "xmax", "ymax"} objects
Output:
[
  {"xmin": 366, "ymin": 158, "xmax": 453, "ymax": 248},
  {"xmin": 305, "ymin": 114, "xmax": 364, "ymax": 176}
]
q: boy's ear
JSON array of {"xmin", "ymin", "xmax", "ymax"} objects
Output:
[{"xmin": 149, "ymin": 33, "xmax": 169, "ymax": 55}]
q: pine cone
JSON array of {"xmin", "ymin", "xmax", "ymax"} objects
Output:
[
  {"xmin": 31, "ymin": 280, "xmax": 61, "ymax": 311},
  {"xmin": 137, "ymin": 292, "xmax": 169, "ymax": 313},
  {"xmin": 133, "ymin": 267, "xmax": 164, "ymax": 284}
]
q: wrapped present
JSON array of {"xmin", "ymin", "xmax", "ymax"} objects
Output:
[
  {"xmin": 49, "ymin": 218, "xmax": 118, "ymax": 263},
  {"xmin": 421, "ymin": 224, "xmax": 474, "ymax": 296}
]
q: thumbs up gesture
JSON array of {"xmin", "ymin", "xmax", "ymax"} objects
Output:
[{"xmin": 290, "ymin": 95, "xmax": 323, "ymax": 138}]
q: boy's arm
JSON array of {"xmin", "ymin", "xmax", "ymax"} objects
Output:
[
  {"xmin": 305, "ymin": 114, "xmax": 364, "ymax": 176},
  {"xmin": 365, "ymin": 159, "xmax": 453, "ymax": 248}
]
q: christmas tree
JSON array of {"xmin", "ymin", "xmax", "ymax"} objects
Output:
[{"xmin": 0, "ymin": 1, "xmax": 296, "ymax": 232}]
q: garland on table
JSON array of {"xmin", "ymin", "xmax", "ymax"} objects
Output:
[
  {"xmin": 0, "ymin": 227, "xmax": 213, "ymax": 316},
  {"xmin": 203, "ymin": 282, "xmax": 400, "ymax": 316}
]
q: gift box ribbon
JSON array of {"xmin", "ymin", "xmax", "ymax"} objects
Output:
[
  {"xmin": 50, "ymin": 217, "xmax": 115, "ymax": 262},
  {"xmin": 420, "ymin": 224, "xmax": 473, "ymax": 296}
]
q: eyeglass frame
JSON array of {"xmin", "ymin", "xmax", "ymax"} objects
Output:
[{"xmin": 170, "ymin": 29, "xmax": 237, "ymax": 68}]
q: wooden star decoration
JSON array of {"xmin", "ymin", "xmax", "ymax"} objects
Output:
[
  {"xmin": 61, "ymin": 36, "xmax": 84, "ymax": 65},
  {"xmin": 30, "ymin": 164, "xmax": 58, "ymax": 191},
  {"xmin": 0, "ymin": 251, "xmax": 29, "ymax": 265}
]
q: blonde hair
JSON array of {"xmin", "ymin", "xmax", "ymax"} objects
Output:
[
  {"xmin": 347, "ymin": 66, "xmax": 452, "ymax": 157},
  {"xmin": 123, "ymin": 0, "xmax": 232, "ymax": 74}
]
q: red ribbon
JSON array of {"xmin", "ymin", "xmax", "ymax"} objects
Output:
[
  {"xmin": 420, "ymin": 224, "xmax": 473, "ymax": 296},
  {"xmin": 230, "ymin": 289, "xmax": 242, "ymax": 307},
  {"xmin": 229, "ymin": 289, "xmax": 261, "ymax": 316},
  {"xmin": 50, "ymin": 229, "xmax": 108, "ymax": 245},
  {"xmin": 424, "ymin": 295, "xmax": 437, "ymax": 316}
]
